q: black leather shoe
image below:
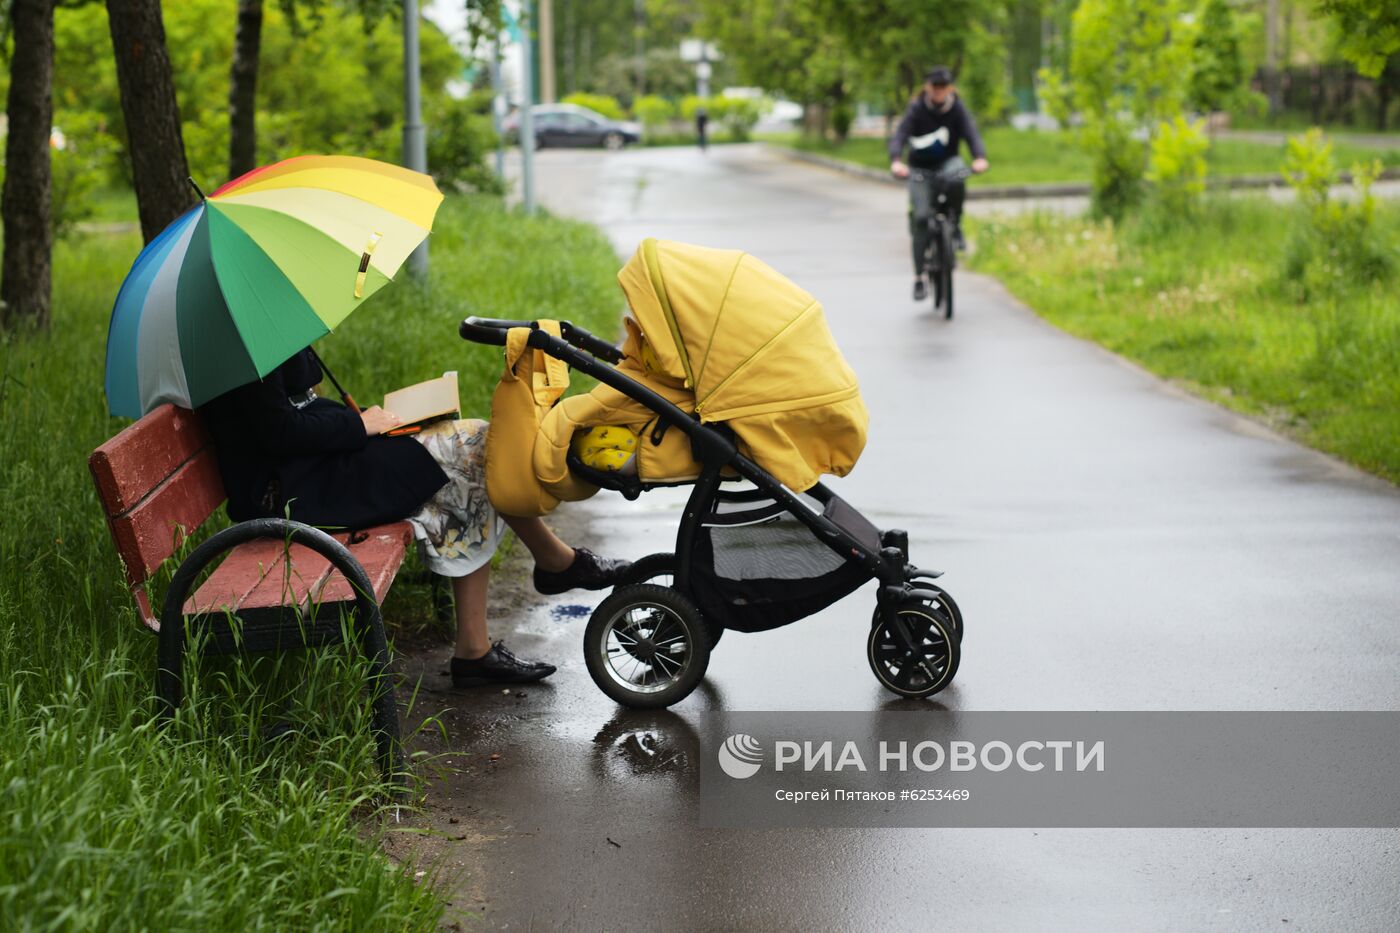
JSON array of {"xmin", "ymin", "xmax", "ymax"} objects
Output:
[
  {"xmin": 533, "ymin": 548, "xmax": 632, "ymax": 595},
  {"xmin": 913, "ymin": 278, "xmax": 928, "ymax": 301},
  {"xmin": 451, "ymin": 642, "xmax": 556, "ymax": 687}
]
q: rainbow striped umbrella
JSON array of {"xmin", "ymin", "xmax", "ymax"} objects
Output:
[{"xmin": 104, "ymin": 155, "xmax": 443, "ymax": 418}]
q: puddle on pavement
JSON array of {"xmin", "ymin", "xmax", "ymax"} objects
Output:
[
  {"xmin": 549, "ymin": 603, "xmax": 591, "ymax": 622},
  {"xmin": 590, "ymin": 710, "xmax": 700, "ymax": 780}
]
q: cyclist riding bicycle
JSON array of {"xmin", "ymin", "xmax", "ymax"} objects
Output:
[{"xmin": 889, "ymin": 66, "xmax": 990, "ymax": 302}]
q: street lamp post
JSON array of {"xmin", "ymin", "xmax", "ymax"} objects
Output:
[
  {"xmin": 403, "ymin": 0, "xmax": 428, "ymax": 279},
  {"xmin": 680, "ymin": 38, "xmax": 720, "ymax": 99},
  {"xmin": 490, "ymin": 37, "xmax": 505, "ymax": 180},
  {"xmin": 519, "ymin": 3, "xmax": 537, "ymax": 215}
]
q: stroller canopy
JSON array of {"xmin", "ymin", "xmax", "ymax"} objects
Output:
[{"xmin": 617, "ymin": 238, "xmax": 868, "ymax": 491}]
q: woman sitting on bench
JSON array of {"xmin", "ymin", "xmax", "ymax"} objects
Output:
[{"xmin": 199, "ymin": 348, "xmax": 631, "ymax": 687}]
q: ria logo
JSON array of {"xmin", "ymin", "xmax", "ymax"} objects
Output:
[{"xmin": 718, "ymin": 733, "xmax": 764, "ymax": 779}]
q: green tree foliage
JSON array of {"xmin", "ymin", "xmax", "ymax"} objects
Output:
[
  {"xmin": 1281, "ymin": 128, "xmax": 1392, "ymax": 289},
  {"xmin": 1145, "ymin": 115, "xmax": 1208, "ymax": 217},
  {"xmin": 1188, "ymin": 0, "xmax": 1245, "ymax": 113},
  {"xmin": 702, "ymin": 0, "xmax": 1010, "ymax": 138},
  {"xmin": 1317, "ymin": 0, "xmax": 1400, "ymax": 78},
  {"xmin": 1060, "ymin": 0, "xmax": 1194, "ymax": 219},
  {"xmin": 552, "ymin": 0, "xmax": 705, "ymax": 104},
  {"xmin": 632, "ymin": 93, "xmax": 677, "ymax": 132},
  {"xmin": 815, "ymin": 0, "xmax": 1010, "ymax": 119},
  {"xmin": 560, "ymin": 91, "xmax": 626, "ymax": 120},
  {"xmin": 700, "ymin": 0, "xmax": 848, "ymax": 135},
  {"xmin": 45, "ymin": 0, "xmax": 482, "ymax": 198},
  {"xmin": 587, "ymin": 47, "xmax": 696, "ymax": 105},
  {"xmin": 959, "ymin": 18, "xmax": 1013, "ymax": 123},
  {"xmin": 427, "ymin": 90, "xmax": 502, "ymax": 196}
]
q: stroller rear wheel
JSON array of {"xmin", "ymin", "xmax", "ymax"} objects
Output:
[
  {"xmin": 585, "ymin": 584, "xmax": 711, "ymax": 709},
  {"xmin": 868, "ymin": 600, "xmax": 960, "ymax": 698},
  {"xmin": 624, "ymin": 553, "xmax": 724, "ymax": 648}
]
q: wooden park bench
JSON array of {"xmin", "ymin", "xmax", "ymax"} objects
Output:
[{"xmin": 89, "ymin": 403, "xmax": 417, "ymax": 784}]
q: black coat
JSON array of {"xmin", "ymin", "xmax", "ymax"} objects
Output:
[
  {"xmin": 887, "ymin": 92, "xmax": 987, "ymax": 169},
  {"xmin": 199, "ymin": 349, "xmax": 448, "ymax": 530}
]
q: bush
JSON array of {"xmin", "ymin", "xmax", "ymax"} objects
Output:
[
  {"xmin": 633, "ymin": 95, "xmax": 676, "ymax": 134},
  {"xmin": 676, "ymin": 96, "xmax": 765, "ymax": 141},
  {"xmin": 679, "ymin": 94, "xmax": 708, "ymax": 122},
  {"xmin": 48, "ymin": 111, "xmax": 120, "ymax": 239},
  {"xmin": 1057, "ymin": 0, "xmax": 1194, "ymax": 220},
  {"xmin": 1145, "ymin": 116, "xmax": 1209, "ymax": 218},
  {"xmin": 1034, "ymin": 67, "xmax": 1073, "ymax": 127},
  {"xmin": 1188, "ymin": 0, "xmax": 1246, "ymax": 114},
  {"xmin": 1084, "ymin": 117, "xmax": 1145, "ymax": 221},
  {"xmin": 1282, "ymin": 128, "xmax": 1395, "ymax": 291},
  {"xmin": 560, "ymin": 92, "xmax": 625, "ymax": 121},
  {"xmin": 717, "ymin": 97, "xmax": 765, "ymax": 142},
  {"xmin": 961, "ymin": 20, "xmax": 1013, "ymax": 124},
  {"xmin": 426, "ymin": 90, "xmax": 503, "ymax": 195}
]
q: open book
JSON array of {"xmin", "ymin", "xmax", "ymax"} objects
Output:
[{"xmin": 383, "ymin": 371, "xmax": 460, "ymax": 432}]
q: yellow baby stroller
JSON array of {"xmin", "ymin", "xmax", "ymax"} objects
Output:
[{"xmin": 460, "ymin": 239, "xmax": 963, "ymax": 708}]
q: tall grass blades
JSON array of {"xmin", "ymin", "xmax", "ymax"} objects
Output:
[
  {"xmin": 0, "ymin": 194, "xmax": 624, "ymax": 929},
  {"xmin": 970, "ymin": 196, "xmax": 1400, "ymax": 483}
]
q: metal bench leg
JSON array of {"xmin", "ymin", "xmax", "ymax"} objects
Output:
[
  {"xmin": 356, "ymin": 600, "xmax": 406, "ymax": 791},
  {"xmin": 157, "ymin": 518, "xmax": 408, "ymax": 792}
]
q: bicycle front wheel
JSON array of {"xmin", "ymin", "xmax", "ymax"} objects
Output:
[{"xmin": 938, "ymin": 221, "xmax": 955, "ymax": 319}]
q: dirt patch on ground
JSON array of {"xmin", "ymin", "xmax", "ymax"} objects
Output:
[{"xmin": 379, "ymin": 508, "xmax": 598, "ymax": 928}]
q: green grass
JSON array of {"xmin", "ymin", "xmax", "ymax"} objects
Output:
[
  {"xmin": 764, "ymin": 126, "xmax": 1400, "ymax": 185},
  {"xmin": 0, "ymin": 193, "xmax": 624, "ymax": 929},
  {"xmin": 85, "ymin": 186, "xmax": 141, "ymax": 225},
  {"xmin": 967, "ymin": 197, "xmax": 1400, "ymax": 483}
]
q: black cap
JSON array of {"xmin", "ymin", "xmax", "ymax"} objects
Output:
[{"xmin": 925, "ymin": 66, "xmax": 954, "ymax": 86}]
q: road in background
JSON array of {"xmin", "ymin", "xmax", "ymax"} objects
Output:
[{"xmin": 407, "ymin": 144, "xmax": 1400, "ymax": 931}]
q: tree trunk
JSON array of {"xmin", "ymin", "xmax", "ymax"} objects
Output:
[
  {"xmin": 106, "ymin": 0, "xmax": 194, "ymax": 243},
  {"xmin": 1, "ymin": 0, "xmax": 56, "ymax": 331},
  {"xmin": 228, "ymin": 0, "xmax": 263, "ymax": 182}
]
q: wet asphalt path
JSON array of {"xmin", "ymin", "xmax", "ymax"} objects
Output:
[{"xmin": 410, "ymin": 145, "xmax": 1400, "ymax": 930}]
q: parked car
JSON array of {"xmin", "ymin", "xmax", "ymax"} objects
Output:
[{"xmin": 503, "ymin": 104, "xmax": 642, "ymax": 150}]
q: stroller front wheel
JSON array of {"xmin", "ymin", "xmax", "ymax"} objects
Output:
[
  {"xmin": 872, "ymin": 586, "xmax": 963, "ymax": 641},
  {"xmin": 868, "ymin": 600, "xmax": 960, "ymax": 699},
  {"xmin": 585, "ymin": 584, "xmax": 711, "ymax": 709}
]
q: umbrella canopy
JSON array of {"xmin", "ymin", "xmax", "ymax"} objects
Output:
[
  {"xmin": 104, "ymin": 155, "xmax": 443, "ymax": 418},
  {"xmin": 617, "ymin": 238, "xmax": 868, "ymax": 491}
]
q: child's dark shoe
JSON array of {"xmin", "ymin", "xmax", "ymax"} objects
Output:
[{"xmin": 533, "ymin": 548, "xmax": 632, "ymax": 595}]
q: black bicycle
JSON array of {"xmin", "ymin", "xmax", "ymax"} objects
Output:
[{"xmin": 911, "ymin": 163, "xmax": 972, "ymax": 320}]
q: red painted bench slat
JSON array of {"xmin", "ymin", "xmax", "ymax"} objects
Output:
[
  {"xmin": 184, "ymin": 523, "xmax": 413, "ymax": 616},
  {"xmin": 107, "ymin": 452, "xmax": 227, "ymax": 587},
  {"xmin": 183, "ymin": 538, "xmax": 288, "ymax": 614},
  {"xmin": 316, "ymin": 524, "xmax": 414, "ymax": 605},
  {"xmin": 239, "ymin": 543, "xmax": 334, "ymax": 612},
  {"xmin": 90, "ymin": 404, "xmax": 211, "ymax": 515}
]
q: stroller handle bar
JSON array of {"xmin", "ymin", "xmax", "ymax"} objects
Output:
[
  {"xmin": 459, "ymin": 316, "xmax": 624, "ymax": 364},
  {"xmin": 458, "ymin": 314, "xmax": 910, "ymax": 586},
  {"xmin": 460, "ymin": 313, "xmax": 740, "ymax": 470}
]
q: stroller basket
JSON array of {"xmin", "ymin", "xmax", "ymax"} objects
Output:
[{"xmin": 693, "ymin": 489, "xmax": 881, "ymax": 633}]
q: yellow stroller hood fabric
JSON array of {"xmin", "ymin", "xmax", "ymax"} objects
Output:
[{"xmin": 617, "ymin": 238, "xmax": 868, "ymax": 491}]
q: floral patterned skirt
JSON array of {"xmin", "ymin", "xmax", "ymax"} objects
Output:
[{"xmin": 407, "ymin": 418, "xmax": 505, "ymax": 577}]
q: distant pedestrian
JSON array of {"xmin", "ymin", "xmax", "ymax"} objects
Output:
[{"xmin": 695, "ymin": 107, "xmax": 709, "ymax": 152}]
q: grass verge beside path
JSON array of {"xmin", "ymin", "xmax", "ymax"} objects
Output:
[
  {"xmin": 766, "ymin": 127, "xmax": 1400, "ymax": 186},
  {"xmin": 0, "ymin": 193, "xmax": 623, "ymax": 929},
  {"xmin": 967, "ymin": 198, "xmax": 1400, "ymax": 484}
]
